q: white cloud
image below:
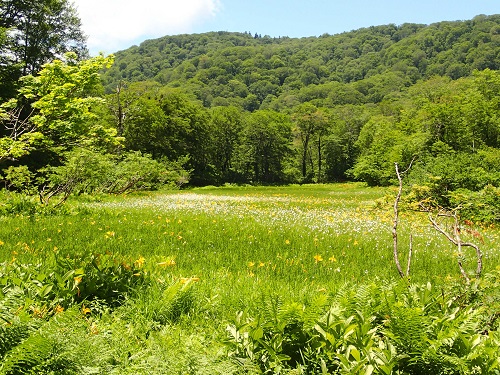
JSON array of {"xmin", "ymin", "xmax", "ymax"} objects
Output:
[{"xmin": 73, "ymin": 0, "xmax": 221, "ymax": 54}]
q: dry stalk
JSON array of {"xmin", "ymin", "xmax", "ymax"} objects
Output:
[{"xmin": 393, "ymin": 159, "xmax": 415, "ymax": 279}]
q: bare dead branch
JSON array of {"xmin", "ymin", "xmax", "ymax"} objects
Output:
[
  {"xmin": 393, "ymin": 163, "xmax": 405, "ymax": 278},
  {"xmin": 428, "ymin": 209, "xmax": 483, "ymax": 283},
  {"xmin": 406, "ymin": 234, "xmax": 413, "ymax": 277},
  {"xmin": 3, "ymin": 106, "xmax": 37, "ymax": 140},
  {"xmin": 393, "ymin": 158, "xmax": 415, "ymax": 279}
]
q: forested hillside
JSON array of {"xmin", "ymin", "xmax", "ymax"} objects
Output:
[
  {"xmin": 102, "ymin": 15, "xmax": 500, "ymax": 108},
  {"xmin": 1, "ymin": 10, "xmax": 500, "ymax": 221},
  {"xmin": 98, "ymin": 16, "xmax": 500, "ymax": 213}
]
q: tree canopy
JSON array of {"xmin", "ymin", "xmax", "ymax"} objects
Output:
[
  {"xmin": 0, "ymin": 0, "xmax": 87, "ymax": 101},
  {"xmin": 101, "ymin": 16, "xmax": 500, "ymax": 110}
]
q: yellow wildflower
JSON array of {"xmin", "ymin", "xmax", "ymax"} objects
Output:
[
  {"xmin": 89, "ymin": 322, "xmax": 99, "ymax": 335},
  {"xmin": 135, "ymin": 256, "xmax": 145, "ymax": 267},
  {"xmin": 248, "ymin": 261, "xmax": 255, "ymax": 267},
  {"xmin": 329, "ymin": 255, "xmax": 337, "ymax": 262},
  {"xmin": 157, "ymin": 259, "xmax": 176, "ymax": 267},
  {"xmin": 314, "ymin": 254, "xmax": 323, "ymax": 263},
  {"xmin": 180, "ymin": 277, "xmax": 199, "ymax": 284}
]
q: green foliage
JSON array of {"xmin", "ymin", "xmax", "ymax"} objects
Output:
[
  {"xmin": 93, "ymin": 18, "xmax": 500, "ymax": 188},
  {"xmin": 0, "ymin": 307, "xmax": 115, "ymax": 375},
  {"xmin": 38, "ymin": 148, "xmax": 189, "ymax": 205},
  {"xmin": 0, "ymin": 193, "xmax": 41, "ymax": 216},
  {"xmin": 19, "ymin": 53, "xmax": 115, "ymax": 150},
  {"xmin": 405, "ymin": 145, "xmax": 500, "ymax": 223},
  {"xmin": 102, "ymin": 17, "xmax": 500, "ymax": 109},
  {"xmin": 210, "ymin": 106, "xmax": 244, "ymax": 183},
  {"xmin": 1, "ymin": 53, "xmax": 116, "ymax": 181},
  {"xmin": 225, "ymin": 278, "xmax": 500, "ymax": 374},
  {"xmin": 237, "ymin": 110, "xmax": 293, "ymax": 184},
  {"xmin": 0, "ymin": 166, "xmax": 35, "ymax": 193},
  {"xmin": 3, "ymin": 14, "xmax": 499, "ymax": 190},
  {"xmin": 0, "ymin": 0, "xmax": 87, "ymax": 101},
  {"xmin": 0, "ymin": 253, "xmax": 203, "ymax": 374},
  {"xmin": 0, "ymin": 184, "xmax": 499, "ymax": 373},
  {"xmin": 0, "ymin": 251, "xmax": 148, "ymax": 315},
  {"xmin": 448, "ymin": 186, "xmax": 500, "ymax": 224},
  {"xmin": 56, "ymin": 252, "xmax": 148, "ymax": 306},
  {"xmin": 349, "ymin": 115, "xmax": 427, "ymax": 186},
  {"xmin": 119, "ymin": 277, "xmax": 197, "ymax": 326}
]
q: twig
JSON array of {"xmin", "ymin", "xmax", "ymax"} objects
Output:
[{"xmin": 428, "ymin": 210, "xmax": 483, "ymax": 283}]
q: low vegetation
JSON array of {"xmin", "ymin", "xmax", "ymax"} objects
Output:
[{"xmin": 0, "ymin": 184, "xmax": 499, "ymax": 374}]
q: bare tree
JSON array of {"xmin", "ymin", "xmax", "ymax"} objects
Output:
[
  {"xmin": 427, "ymin": 207, "xmax": 483, "ymax": 284},
  {"xmin": 392, "ymin": 159, "xmax": 483, "ymax": 283},
  {"xmin": 392, "ymin": 160, "xmax": 414, "ymax": 279}
]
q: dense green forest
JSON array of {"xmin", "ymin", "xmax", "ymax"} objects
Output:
[
  {"xmin": 1, "ymin": 3, "xmax": 500, "ymax": 219},
  {"xmin": 102, "ymin": 16, "xmax": 500, "ymax": 107}
]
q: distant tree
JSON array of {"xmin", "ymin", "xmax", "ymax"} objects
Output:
[
  {"xmin": 325, "ymin": 105, "xmax": 369, "ymax": 181},
  {"xmin": 122, "ymin": 89, "xmax": 214, "ymax": 185},
  {"xmin": 349, "ymin": 115, "xmax": 426, "ymax": 186},
  {"xmin": 238, "ymin": 110, "xmax": 293, "ymax": 183},
  {"xmin": 292, "ymin": 103, "xmax": 327, "ymax": 182},
  {"xmin": 122, "ymin": 96, "xmax": 166, "ymax": 157},
  {"xmin": 210, "ymin": 106, "xmax": 243, "ymax": 182}
]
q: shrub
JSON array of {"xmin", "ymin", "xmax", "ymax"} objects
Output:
[
  {"xmin": 224, "ymin": 278, "xmax": 500, "ymax": 374},
  {"xmin": 39, "ymin": 148, "xmax": 191, "ymax": 206},
  {"xmin": 1, "ymin": 165, "xmax": 36, "ymax": 194},
  {"xmin": 448, "ymin": 185, "xmax": 500, "ymax": 224}
]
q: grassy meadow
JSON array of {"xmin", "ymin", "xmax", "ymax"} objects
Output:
[{"xmin": 1, "ymin": 183, "xmax": 500, "ymax": 374}]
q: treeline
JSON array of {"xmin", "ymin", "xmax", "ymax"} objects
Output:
[
  {"xmin": 1, "ymin": 3, "xmax": 500, "ymax": 221},
  {"xmin": 102, "ymin": 70, "xmax": 500, "ymax": 190}
]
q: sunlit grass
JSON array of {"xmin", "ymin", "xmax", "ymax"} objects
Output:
[
  {"xmin": 1, "ymin": 183, "xmax": 498, "ymax": 316},
  {"xmin": 2, "ymin": 183, "xmax": 500, "ymax": 373}
]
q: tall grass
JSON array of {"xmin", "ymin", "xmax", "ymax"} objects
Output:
[{"xmin": 0, "ymin": 183, "xmax": 499, "ymax": 373}]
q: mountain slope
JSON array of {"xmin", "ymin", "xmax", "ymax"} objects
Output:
[{"xmin": 101, "ymin": 14, "xmax": 500, "ymax": 109}]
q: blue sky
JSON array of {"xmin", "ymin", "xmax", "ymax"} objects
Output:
[
  {"xmin": 201, "ymin": 0, "xmax": 499, "ymax": 38},
  {"xmin": 73, "ymin": 0, "xmax": 499, "ymax": 55}
]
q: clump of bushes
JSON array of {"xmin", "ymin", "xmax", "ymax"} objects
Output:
[{"xmin": 0, "ymin": 148, "xmax": 191, "ymax": 212}]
